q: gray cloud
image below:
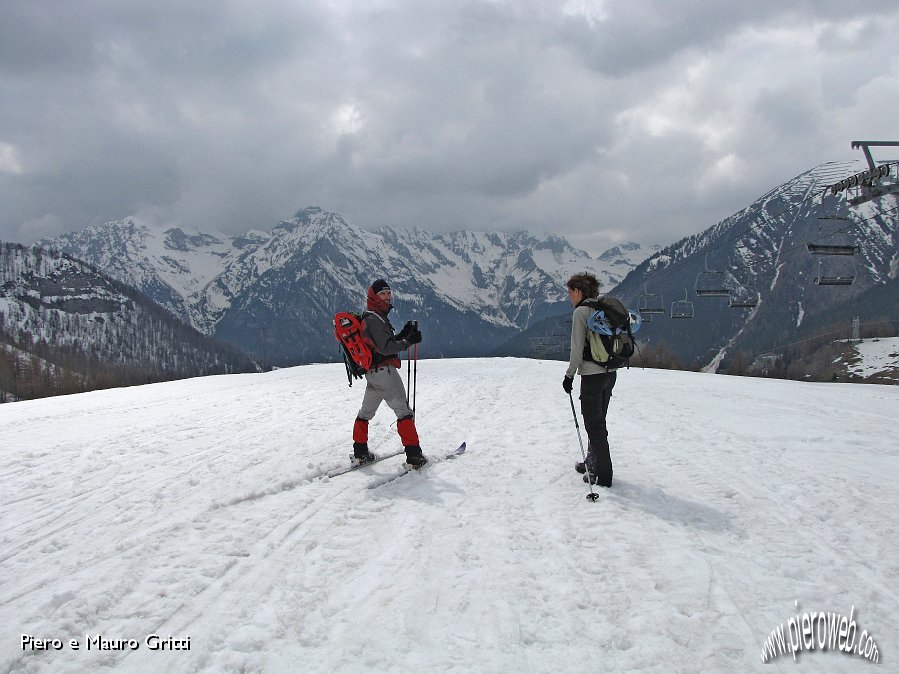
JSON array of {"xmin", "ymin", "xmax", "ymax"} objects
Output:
[{"xmin": 2, "ymin": 0, "xmax": 898, "ymax": 254}]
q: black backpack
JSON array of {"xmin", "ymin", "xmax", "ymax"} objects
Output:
[{"xmin": 581, "ymin": 297, "xmax": 636, "ymax": 369}]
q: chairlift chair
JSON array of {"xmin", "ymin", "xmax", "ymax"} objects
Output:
[
  {"xmin": 815, "ymin": 274, "xmax": 855, "ymax": 286},
  {"xmin": 695, "ymin": 253, "xmax": 732, "ymax": 297},
  {"xmin": 806, "ymin": 216, "xmax": 860, "ymax": 256},
  {"xmin": 813, "ymin": 257, "xmax": 856, "ymax": 286},
  {"xmin": 807, "ymin": 242, "xmax": 860, "ymax": 255},
  {"xmin": 529, "ymin": 338, "xmax": 550, "ymax": 359},
  {"xmin": 637, "ymin": 284, "xmax": 665, "ymax": 315},
  {"xmin": 725, "ymin": 261, "xmax": 759, "ymax": 309},
  {"xmin": 728, "ymin": 284, "xmax": 758, "ymax": 309},
  {"xmin": 670, "ymin": 289, "xmax": 694, "ymax": 319}
]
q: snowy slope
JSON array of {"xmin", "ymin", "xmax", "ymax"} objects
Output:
[
  {"xmin": 1, "ymin": 360, "xmax": 896, "ymax": 673},
  {"xmin": 844, "ymin": 337, "xmax": 899, "ymax": 383}
]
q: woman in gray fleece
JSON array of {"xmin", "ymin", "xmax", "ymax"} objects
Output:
[{"xmin": 562, "ymin": 272, "xmax": 615, "ymax": 487}]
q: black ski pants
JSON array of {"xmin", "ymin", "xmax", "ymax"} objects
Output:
[{"xmin": 580, "ymin": 370, "xmax": 616, "ymax": 486}]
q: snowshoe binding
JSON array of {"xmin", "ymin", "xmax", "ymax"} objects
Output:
[
  {"xmin": 351, "ymin": 442, "xmax": 376, "ymax": 466},
  {"xmin": 404, "ymin": 445, "xmax": 428, "ymax": 470}
]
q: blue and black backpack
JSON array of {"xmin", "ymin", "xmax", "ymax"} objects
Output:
[{"xmin": 581, "ymin": 297, "xmax": 641, "ymax": 369}]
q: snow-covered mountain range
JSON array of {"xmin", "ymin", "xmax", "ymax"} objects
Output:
[{"xmin": 41, "ymin": 208, "xmax": 654, "ymax": 364}]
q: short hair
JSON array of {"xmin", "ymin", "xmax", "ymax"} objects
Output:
[{"xmin": 566, "ymin": 272, "xmax": 600, "ymax": 298}]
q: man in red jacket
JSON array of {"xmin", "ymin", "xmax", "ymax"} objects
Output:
[{"xmin": 351, "ymin": 279, "xmax": 426, "ymax": 467}]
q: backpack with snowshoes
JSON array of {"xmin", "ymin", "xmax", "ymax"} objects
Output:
[
  {"xmin": 581, "ymin": 297, "xmax": 641, "ymax": 369},
  {"xmin": 334, "ymin": 312, "xmax": 373, "ymax": 386}
]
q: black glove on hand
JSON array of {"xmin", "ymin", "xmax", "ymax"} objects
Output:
[
  {"xmin": 396, "ymin": 321, "xmax": 415, "ymax": 341},
  {"xmin": 407, "ymin": 328, "xmax": 422, "ymax": 345},
  {"xmin": 562, "ymin": 375, "xmax": 574, "ymax": 394}
]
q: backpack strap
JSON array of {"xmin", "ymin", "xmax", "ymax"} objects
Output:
[
  {"xmin": 576, "ymin": 299, "xmax": 603, "ymax": 365},
  {"xmin": 362, "ymin": 309, "xmax": 387, "ymax": 324},
  {"xmin": 361, "ymin": 310, "xmax": 393, "ymax": 369}
]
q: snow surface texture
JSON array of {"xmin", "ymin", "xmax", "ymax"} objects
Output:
[
  {"xmin": 1, "ymin": 359, "xmax": 896, "ymax": 673},
  {"xmin": 847, "ymin": 337, "xmax": 899, "ymax": 382}
]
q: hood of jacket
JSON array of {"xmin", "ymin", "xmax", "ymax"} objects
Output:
[{"xmin": 366, "ymin": 286, "xmax": 393, "ymax": 315}]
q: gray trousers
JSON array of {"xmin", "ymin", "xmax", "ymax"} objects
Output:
[{"xmin": 357, "ymin": 365, "xmax": 413, "ymax": 421}]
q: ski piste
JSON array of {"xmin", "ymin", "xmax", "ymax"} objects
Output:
[
  {"xmin": 367, "ymin": 442, "xmax": 467, "ymax": 489},
  {"xmin": 325, "ymin": 447, "xmax": 407, "ymax": 479}
]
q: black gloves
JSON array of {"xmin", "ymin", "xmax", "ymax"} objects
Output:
[
  {"xmin": 562, "ymin": 375, "xmax": 573, "ymax": 394},
  {"xmin": 396, "ymin": 321, "xmax": 415, "ymax": 341},
  {"xmin": 397, "ymin": 321, "xmax": 421, "ymax": 345}
]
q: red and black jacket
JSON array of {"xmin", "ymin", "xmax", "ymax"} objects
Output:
[{"xmin": 362, "ymin": 287, "xmax": 410, "ymax": 370}]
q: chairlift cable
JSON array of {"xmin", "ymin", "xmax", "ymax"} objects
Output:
[{"xmin": 751, "ymin": 319, "xmax": 899, "ymax": 358}]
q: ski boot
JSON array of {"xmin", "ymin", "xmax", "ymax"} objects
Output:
[
  {"xmin": 351, "ymin": 442, "xmax": 376, "ymax": 466},
  {"xmin": 404, "ymin": 445, "xmax": 428, "ymax": 470},
  {"xmin": 583, "ymin": 473, "xmax": 612, "ymax": 488}
]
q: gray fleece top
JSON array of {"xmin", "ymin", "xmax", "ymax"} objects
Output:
[
  {"xmin": 363, "ymin": 310, "xmax": 410, "ymax": 359},
  {"xmin": 566, "ymin": 299, "xmax": 609, "ymax": 378}
]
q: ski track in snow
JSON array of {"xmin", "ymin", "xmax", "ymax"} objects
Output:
[{"xmin": 1, "ymin": 359, "xmax": 897, "ymax": 673}]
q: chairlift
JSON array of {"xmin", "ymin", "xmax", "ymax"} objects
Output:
[
  {"xmin": 725, "ymin": 263, "xmax": 759, "ymax": 309},
  {"xmin": 813, "ymin": 257, "xmax": 856, "ymax": 286},
  {"xmin": 637, "ymin": 284, "xmax": 665, "ymax": 315},
  {"xmin": 529, "ymin": 337, "xmax": 551, "ymax": 359},
  {"xmin": 728, "ymin": 284, "xmax": 758, "ymax": 309},
  {"xmin": 670, "ymin": 289, "xmax": 694, "ymax": 319},
  {"xmin": 814, "ymin": 273, "xmax": 855, "ymax": 286},
  {"xmin": 844, "ymin": 141, "xmax": 899, "ymax": 207},
  {"xmin": 806, "ymin": 215, "xmax": 860, "ymax": 255},
  {"xmin": 695, "ymin": 253, "xmax": 731, "ymax": 297},
  {"xmin": 849, "ymin": 180, "xmax": 899, "ymax": 207}
]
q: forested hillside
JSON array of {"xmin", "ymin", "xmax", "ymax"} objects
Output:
[{"xmin": 1, "ymin": 242, "xmax": 257, "ymax": 401}]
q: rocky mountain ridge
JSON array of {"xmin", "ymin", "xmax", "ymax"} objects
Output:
[{"xmin": 42, "ymin": 208, "xmax": 655, "ymax": 364}]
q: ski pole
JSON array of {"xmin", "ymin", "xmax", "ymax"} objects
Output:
[
  {"xmin": 410, "ymin": 321, "xmax": 418, "ymax": 415},
  {"xmin": 406, "ymin": 341, "xmax": 412, "ymax": 406},
  {"xmin": 568, "ymin": 391, "xmax": 599, "ymax": 502}
]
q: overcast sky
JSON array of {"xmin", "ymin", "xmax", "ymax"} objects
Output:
[{"xmin": 1, "ymin": 1, "xmax": 897, "ymax": 255}]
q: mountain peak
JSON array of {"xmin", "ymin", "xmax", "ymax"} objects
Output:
[
  {"xmin": 598, "ymin": 242, "xmax": 642, "ymax": 260},
  {"xmin": 293, "ymin": 205, "xmax": 324, "ymax": 220},
  {"xmin": 163, "ymin": 227, "xmax": 224, "ymax": 252}
]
